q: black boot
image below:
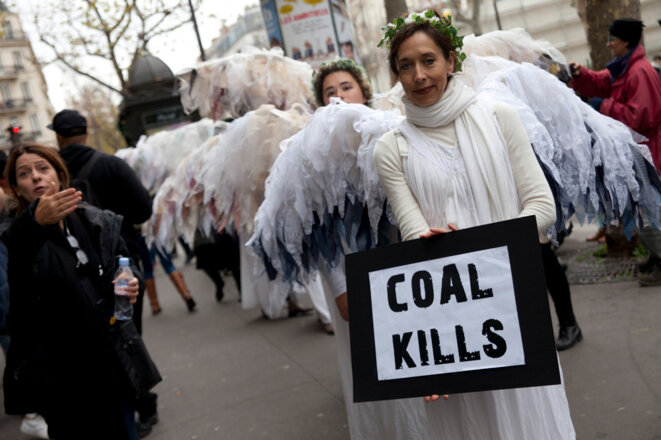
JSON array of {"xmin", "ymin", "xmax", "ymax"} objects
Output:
[
  {"xmin": 637, "ymin": 255, "xmax": 660, "ymax": 274},
  {"xmin": 556, "ymin": 323, "xmax": 582, "ymax": 351},
  {"xmin": 203, "ymin": 269, "xmax": 225, "ymax": 302}
]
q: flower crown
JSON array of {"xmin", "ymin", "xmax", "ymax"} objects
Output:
[{"xmin": 378, "ymin": 9, "xmax": 467, "ymax": 72}]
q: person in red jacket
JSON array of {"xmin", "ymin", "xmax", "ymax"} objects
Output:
[
  {"xmin": 569, "ymin": 18, "xmax": 661, "ymax": 171},
  {"xmin": 569, "ymin": 18, "xmax": 661, "ymax": 286}
]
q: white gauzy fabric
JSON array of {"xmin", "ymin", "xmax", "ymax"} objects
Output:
[
  {"xmin": 177, "ymin": 46, "xmax": 314, "ymax": 119},
  {"xmin": 249, "ymin": 102, "xmax": 403, "ymax": 283},
  {"xmin": 199, "ymin": 104, "xmax": 309, "ymax": 236},
  {"xmin": 463, "ymin": 28, "xmax": 567, "ymax": 69},
  {"xmin": 239, "ymin": 228, "xmax": 290, "ymax": 319},
  {"xmin": 401, "ymin": 78, "xmax": 521, "ymax": 225},
  {"xmin": 145, "ymin": 130, "xmax": 228, "ymax": 249},
  {"xmin": 117, "ymin": 119, "xmax": 217, "ymax": 193},
  {"xmin": 471, "ymin": 58, "xmax": 653, "ymax": 226},
  {"xmin": 317, "ymin": 260, "xmax": 433, "ymax": 440},
  {"xmin": 392, "ymin": 79, "xmax": 575, "ymax": 440}
]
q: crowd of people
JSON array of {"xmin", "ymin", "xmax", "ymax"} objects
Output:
[{"xmin": 0, "ymin": 8, "xmax": 659, "ymax": 440}]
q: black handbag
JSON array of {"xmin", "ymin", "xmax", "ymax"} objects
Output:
[
  {"xmin": 109, "ymin": 318, "xmax": 162, "ymax": 398},
  {"xmin": 51, "ymin": 242, "xmax": 162, "ymax": 399}
]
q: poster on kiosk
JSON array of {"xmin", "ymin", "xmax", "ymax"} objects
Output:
[{"xmin": 260, "ymin": 0, "xmax": 359, "ymax": 69}]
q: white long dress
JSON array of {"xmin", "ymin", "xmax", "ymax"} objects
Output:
[
  {"xmin": 373, "ymin": 87, "xmax": 576, "ymax": 439},
  {"xmin": 318, "ymin": 260, "xmax": 433, "ymax": 440},
  {"xmin": 408, "ymin": 138, "xmax": 574, "ymax": 439}
]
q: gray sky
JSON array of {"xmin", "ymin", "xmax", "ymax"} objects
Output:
[{"xmin": 15, "ymin": 0, "xmax": 257, "ymax": 108}]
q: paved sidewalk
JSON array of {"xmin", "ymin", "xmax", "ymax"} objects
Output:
[{"xmin": 1, "ymin": 225, "xmax": 660, "ymax": 439}]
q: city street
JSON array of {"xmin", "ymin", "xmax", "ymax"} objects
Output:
[{"xmin": 0, "ymin": 224, "xmax": 660, "ymax": 439}]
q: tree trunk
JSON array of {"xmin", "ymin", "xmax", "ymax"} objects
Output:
[
  {"xmin": 581, "ymin": 0, "xmax": 641, "ymax": 69},
  {"xmin": 384, "ymin": 0, "xmax": 408, "ymax": 22}
]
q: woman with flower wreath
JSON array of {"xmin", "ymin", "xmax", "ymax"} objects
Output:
[
  {"xmin": 307, "ymin": 58, "xmax": 434, "ymax": 439},
  {"xmin": 373, "ymin": 9, "xmax": 575, "ymax": 438}
]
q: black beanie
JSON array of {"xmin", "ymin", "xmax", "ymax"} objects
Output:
[{"xmin": 609, "ymin": 18, "xmax": 644, "ymax": 48}]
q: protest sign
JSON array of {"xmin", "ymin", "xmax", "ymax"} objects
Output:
[{"xmin": 346, "ymin": 216, "xmax": 560, "ymax": 402}]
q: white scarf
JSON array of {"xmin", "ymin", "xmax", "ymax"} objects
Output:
[{"xmin": 399, "ymin": 77, "xmax": 520, "ymax": 225}]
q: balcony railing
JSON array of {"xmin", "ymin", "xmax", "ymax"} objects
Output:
[
  {"xmin": 0, "ymin": 32, "xmax": 28, "ymax": 42},
  {"xmin": 0, "ymin": 65, "xmax": 25, "ymax": 79},
  {"xmin": 0, "ymin": 98, "xmax": 32, "ymax": 113}
]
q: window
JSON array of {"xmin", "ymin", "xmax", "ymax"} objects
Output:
[
  {"xmin": 21, "ymin": 82, "xmax": 31, "ymax": 100},
  {"xmin": 4, "ymin": 21, "xmax": 13, "ymax": 39},
  {"xmin": 12, "ymin": 51, "xmax": 22, "ymax": 68},
  {"xmin": 1, "ymin": 83, "xmax": 11, "ymax": 101},
  {"xmin": 30, "ymin": 114, "xmax": 40, "ymax": 135}
]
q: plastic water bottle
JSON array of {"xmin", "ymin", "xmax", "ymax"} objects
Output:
[{"xmin": 114, "ymin": 257, "xmax": 134, "ymax": 320}]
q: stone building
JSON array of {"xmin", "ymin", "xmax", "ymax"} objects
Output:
[
  {"xmin": 206, "ymin": 1, "xmax": 660, "ymax": 94},
  {"xmin": 205, "ymin": 6, "xmax": 269, "ymax": 59},
  {"xmin": 0, "ymin": 2, "xmax": 55, "ymax": 150}
]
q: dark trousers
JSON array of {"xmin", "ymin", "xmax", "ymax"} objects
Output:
[{"xmin": 541, "ymin": 242, "xmax": 576, "ymax": 327}]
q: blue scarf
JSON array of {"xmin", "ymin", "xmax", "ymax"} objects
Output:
[{"xmin": 606, "ymin": 46, "xmax": 636, "ymax": 83}]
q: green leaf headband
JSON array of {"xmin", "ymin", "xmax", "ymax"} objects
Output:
[{"xmin": 378, "ymin": 9, "xmax": 467, "ymax": 72}]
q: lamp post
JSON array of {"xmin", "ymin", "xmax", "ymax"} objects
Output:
[
  {"xmin": 187, "ymin": 0, "xmax": 206, "ymax": 61},
  {"xmin": 492, "ymin": 0, "xmax": 502, "ymax": 30}
]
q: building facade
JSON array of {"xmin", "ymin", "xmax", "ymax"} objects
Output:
[
  {"xmin": 208, "ymin": 1, "xmax": 660, "ymax": 93},
  {"xmin": 205, "ymin": 6, "xmax": 269, "ymax": 59},
  {"xmin": 0, "ymin": 3, "xmax": 55, "ymax": 151}
]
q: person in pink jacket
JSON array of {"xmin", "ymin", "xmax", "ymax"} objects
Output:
[
  {"xmin": 569, "ymin": 18, "xmax": 661, "ymax": 172},
  {"xmin": 570, "ymin": 18, "xmax": 661, "ymax": 285}
]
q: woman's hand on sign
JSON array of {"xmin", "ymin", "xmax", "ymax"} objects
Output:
[
  {"xmin": 420, "ymin": 224, "xmax": 458, "ymax": 239},
  {"xmin": 424, "ymin": 394, "xmax": 449, "ymax": 402},
  {"xmin": 335, "ymin": 292, "xmax": 349, "ymax": 321}
]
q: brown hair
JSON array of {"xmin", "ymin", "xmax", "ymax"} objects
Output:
[
  {"xmin": 5, "ymin": 143, "xmax": 70, "ymax": 211},
  {"xmin": 387, "ymin": 10, "xmax": 454, "ymax": 76},
  {"xmin": 312, "ymin": 59, "xmax": 373, "ymax": 107}
]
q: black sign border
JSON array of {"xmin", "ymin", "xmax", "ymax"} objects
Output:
[{"xmin": 346, "ymin": 216, "xmax": 560, "ymax": 402}]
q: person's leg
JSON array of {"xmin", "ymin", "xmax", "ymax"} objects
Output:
[
  {"xmin": 638, "ymin": 226, "xmax": 661, "ymax": 286},
  {"xmin": 156, "ymin": 246, "xmax": 196, "ymax": 311},
  {"xmin": 540, "ymin": 242, "xmax": 582, "ymax": 350},
  {"xmin": 178, "ymin": 235, "xmax": 195, "ymax": 264},
  {"xmin": 202, "ymin": 268, "xmax": 225, "ymax": 302},
  {"xmin": 140, "ymin": 241, "xmax": 160, "ymax": 314}
]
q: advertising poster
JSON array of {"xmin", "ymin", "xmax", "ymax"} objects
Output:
[
  {"xmin": 268, "ymin": 0, "xmax": 358, "ymax": 68},
  {"xmin": 260, "ymin": 0, "xmax": 284, "ymax": 49}
]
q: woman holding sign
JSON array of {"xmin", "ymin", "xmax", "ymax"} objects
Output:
[
  {"xmin": 309, "ymin": 59, "xmax": 434, "ymax": 439},
  {"xmin": 373, "ymin": 9, "xmax": 575, "ymax": 439}
]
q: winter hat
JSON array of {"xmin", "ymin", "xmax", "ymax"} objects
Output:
[{"xmin": 609, "ymin": 18, "xmax": 644, "ymax": 48}]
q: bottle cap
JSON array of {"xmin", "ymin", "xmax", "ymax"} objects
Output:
[{"xmin": 119, "ymin": 257, "xmax": 130, "ymax": 267}]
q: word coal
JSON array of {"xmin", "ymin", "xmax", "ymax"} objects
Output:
[{"xmin": 387, "ymin": 263, "xmax": 493, "ymax": 312}]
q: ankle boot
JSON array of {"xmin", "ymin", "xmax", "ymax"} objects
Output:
[
  {"xmin": 637, "ymin": 255, "xmax": 660, "ymax": 274},
  {"xmin": 169, "ymin": 270, "xmax": 196, "ymax": 312},
  {"xmin": 144, "ymin": 278, "xmax": 161, "ymax": 315},
  {"xmin": 557, "ymin": 323, "xmax": 582, "ymax": 351}
]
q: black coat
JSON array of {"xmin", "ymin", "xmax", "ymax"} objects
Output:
[
  {"xmin": 59, "ymin": 143, "xmax": 152, "ymax": 259},
  {"xmin": 2, "ymin": 203, "xmax": 141, "ymax": 433}
]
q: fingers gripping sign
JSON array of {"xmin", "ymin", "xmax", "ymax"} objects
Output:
[{"xmin": 34, "ymin": 181, "xmax": 82, "ymax": 226}]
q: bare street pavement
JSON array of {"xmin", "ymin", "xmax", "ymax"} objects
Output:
[{"xmin": 1, "ymin": 224, "xmax": 660, "ymax": 439}]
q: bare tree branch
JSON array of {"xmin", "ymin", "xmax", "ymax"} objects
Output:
[{"xmin": 40, "ymin": 35, "xmax": 123, "ymax": 95}]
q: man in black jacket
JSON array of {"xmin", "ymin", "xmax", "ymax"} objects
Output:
[{"xmin": 48, "ymin": 109, "xmax": 158, "ymax": 436}]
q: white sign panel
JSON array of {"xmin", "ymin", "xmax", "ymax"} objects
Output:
[{"xmin": 368, "ymin": 246, "xmax": 525, "ymax": 381}]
